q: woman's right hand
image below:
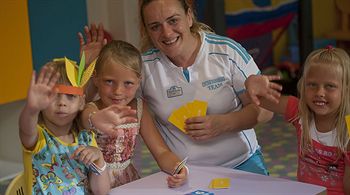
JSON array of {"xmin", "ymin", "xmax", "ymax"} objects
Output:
[
  {"xmin": 90, "ymin": 105, "xmax": 138, "ymax": 136},
  {"xmin": 78, "ymin": 23, "xmax": 107, "ymax": 65}
]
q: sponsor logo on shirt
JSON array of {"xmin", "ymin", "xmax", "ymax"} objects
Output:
[
  {"xmin": 202, "ymin": 76, "xmax": 226, "ymax": 90},
  {"xmin": 167, "ymin": 86, "xmax": 183, "ymax": 98}
]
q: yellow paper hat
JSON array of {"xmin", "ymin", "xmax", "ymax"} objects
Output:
[{"xmin": 54, "ymin": 51, "xmax": 96, "ymax": 95}]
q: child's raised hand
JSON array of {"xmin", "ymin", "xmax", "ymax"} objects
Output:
[
  {"xmin": 245, "ymin": 75, "xmax": 282, "ymax": 105},
  {"xmin": 27, "ymin": 66, "xmax": 60, "ymax": 112},
  {"xmin": 71, "ymin": 145, "xmax": 104, "ymax": 167},
  {"xmin": 167, "ymin": 166, "xmax": 188, "ymax": 188},
  {"xmin": 78, "ymin": 23, "xmax": 107, "ymax": 65},
  {"xmin": 90, "ymin": 105, "xmax": 138, "ymax": 136}
]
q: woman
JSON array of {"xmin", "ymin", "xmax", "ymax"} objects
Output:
[{"xmin": 79, "ymin": 0, "xmax": 272, "ymax": 175}]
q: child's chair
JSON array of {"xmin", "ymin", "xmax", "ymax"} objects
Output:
[{"xmin": 5, "ymin": 172, "xmax": 26, "ymax": 195}]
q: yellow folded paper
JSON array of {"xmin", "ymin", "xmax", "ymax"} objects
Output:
[{"xmin": 209, "ymin": 178, "xmax": 230, "ymax": 189}]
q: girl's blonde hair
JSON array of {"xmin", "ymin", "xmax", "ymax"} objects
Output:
[
  {"xmin": 46, "ymin": 60, "xmax": 71, "ymax": 86},
  {"xmin": 297, "ymin": 47, "xmax": 350, "ymax": 156},
  {"xmin": 139, "ymin": 0, "xmax": 214, "ymax": 52},
  {"xmin": 95, "ymin": 40, "xmax": 142, "ymax": 78}
]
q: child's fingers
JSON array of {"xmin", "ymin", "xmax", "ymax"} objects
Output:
[
  {"xmin": 270, "ymin": 82, "xmax": 283, "ymax": 91},
  {"xmin": 78, "ymin": 32, "xmax": 85, "ymax": 47},
  {"xmin": 42, "ymin": 66, "xmax": 55, "ymax": 85},
  {"xmin": 266, "ymin": 75, "xmax": 281, "ymax": 81},
  {"xmin": 30, "ymin": 71, "xmax": 36, "ymax": 87},
  {"xmin": 97, "ymin": 23, "xmax": 105, "ymax": 42},
  {"xmin": 81, "ymin": 151, "xmax": 95, "ymax": 165},
  {"xmin": 251, "ymin": 95, "xmax": 261, "ymax": 105},
  {"xmin": 247, "ymin": 90, "xmax": 261, "ymax": 105},
  {"xmin": 48, "ymin": 71, "xmax": 60, "ymax": 89},
  {"xmin": 84, "ymin": 26, "xmax": 92, "ymax": 43},
  {"xmin": 71, "ymin": 145, "xmax": 85, "ymax": 159},
  {"xmin": 90, "ymin": 24, "xmax": 98, "ymax": 42},
  {"xmin": 37, "ymin": 66, "xmax": 48, "ymax": 84}
]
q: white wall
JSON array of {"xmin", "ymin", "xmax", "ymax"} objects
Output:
[
  {"xmin": 0, "ymin": 100, "xmax": 24, "ymax": 163},
  {"xmin": 86, "ymin": 0, "xmax": 140, "ymax": 48},
  {"xmin": 0, "ymin": 100, "xmax": 25, "ymax": 179}
]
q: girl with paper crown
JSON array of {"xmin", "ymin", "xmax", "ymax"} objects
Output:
[
  {"xmin": 80, "ymin": 40, "xmax": 188, "ymax": 188},
  {"xmin": 18, "ymin": 55, "xmax": 137, "ymax": 194},
  {"xmin": 245, "ymin": 46, "xmax": 350, "ymax": 195}
]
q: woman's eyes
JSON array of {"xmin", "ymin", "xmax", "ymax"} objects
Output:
[
  {"xmin": 150, "ymin": 24, "xmax": 160, "ymax": 31},
  {"xmin": 149, "ymin": 18, "xmax": 179, "ymax": 31},
  {"xmin": 168, "ymin": 18, "xmax": 178, "ymax": 25}
]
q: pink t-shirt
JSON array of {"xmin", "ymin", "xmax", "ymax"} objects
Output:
[{"xmin": 285, "ymin": 96, "xmax": 350, "ymax": 195}]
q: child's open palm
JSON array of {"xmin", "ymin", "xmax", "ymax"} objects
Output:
[
  {"xmin": 245, "ymin": 75, "xmax": 282, "ymax": 105},
  {"xmin": 27, "ymin": 66, "xmax": 60, "ymax": 112}
]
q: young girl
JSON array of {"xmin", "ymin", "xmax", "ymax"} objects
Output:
[
  {"xmin": 80, "ymin": 40, "xmax": 188, "ymax": 188},
  {"xmin": 245, "ymin": 46, "xmax": 350, "ymax": 195},
  {"xmin": 19, "ymin": 60, "xmax": 111, "ymax": 194}
]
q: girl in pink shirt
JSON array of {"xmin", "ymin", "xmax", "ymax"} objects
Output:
[{"xmin": 245, "ymin": 46, "xmax": 350, "ymax": 195}]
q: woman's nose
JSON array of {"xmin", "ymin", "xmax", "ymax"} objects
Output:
[{"xmin": 161, "ymin": 23, "xmax": 173, "ymax": 37}]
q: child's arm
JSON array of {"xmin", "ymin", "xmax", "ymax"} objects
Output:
[
  {"xmin": 244, "ymin": 74, "xmax": 289, "ymax": 115},
  {"xmin": 345, "ymin": 162, "xmax": 350, "ymax": 194},
  {"xmin": 344, "ymin": 145, "xmax": 350, "ymax": 194},
  {"xmin": 71, "ymin": 146, "xmax": 110, "ymax": 194},
  {"xmin": 19, "ymin": 66, "xmax": 59, "ymax": 149},
  {"xmin": 140, "ymin": 103, "xmax": 188, "ymax": 188},
  {"xmin": 80, "ymin": 104, "xmax": 137, "ymax": 136},
  {"xmin": 78, "ymin": 23, "xmax": 106, "ymax": 66},
  {"xmin": 78, "ymin": 24, "xmax": 106, "ymax": 102}
]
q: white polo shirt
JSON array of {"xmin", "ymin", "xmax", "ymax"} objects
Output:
[{"xmin": 141, "ymin": 32, "xmax": 261, "ymax": 167}]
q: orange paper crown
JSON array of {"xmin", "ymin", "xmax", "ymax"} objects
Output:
[{"xmin": 53, "ymin": 52, "xmax": 96, "ymax": 95}]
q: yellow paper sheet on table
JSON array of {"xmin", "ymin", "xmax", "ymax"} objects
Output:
[{"xmin": 209, "ymin": 178, "xmax": 231, "ymax": 189}]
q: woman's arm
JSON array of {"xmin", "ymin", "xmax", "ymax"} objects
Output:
[{"xmin": 140, "ymin": 103, "xmax": 188, "ymax": 187}]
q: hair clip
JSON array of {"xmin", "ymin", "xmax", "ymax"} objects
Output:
[
  {"xmin": 55, "ymin": 51, "xmax": 97, "ymax": 95},
  {"xmin": 325, "ymin": 45, "xmax": 334, "ymax": 51}
]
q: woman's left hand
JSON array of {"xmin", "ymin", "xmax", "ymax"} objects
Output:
[
  {"xmin": 166, "ymin": 166, "xmax": 188, "ymax": 188},
  {"xmin": 185, "ymin": 115, "xmax": 226, "ymax": 141}
]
